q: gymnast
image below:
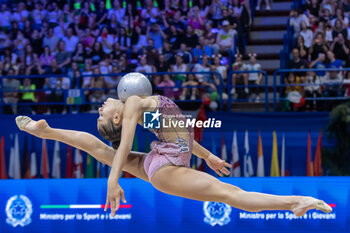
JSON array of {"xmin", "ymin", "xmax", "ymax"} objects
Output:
[{"xmin": 15, "ymin": 94, "xmax": 332, "ymax": 218}]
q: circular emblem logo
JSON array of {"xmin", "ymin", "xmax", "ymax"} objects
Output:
[
  {"xmin": 5, "ymin": 195, "xmax": 33, "ymax": 227},
  {"xmin": 203, "ymin": 201, "xmax": 232, "ymax": 226}
]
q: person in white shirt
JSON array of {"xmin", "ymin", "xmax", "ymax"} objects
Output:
[
  {"xmin": 289, "ymin": 9, "xmax": 310, "ymax": 37},
  {"xmin": 63, "ymin": 27, "xmax": 79, "ymax": 54},
  {"xmin": 97, "ymin": 27, "xmax": 114, "ymax": 54},
  {"xmin": 245, "ymin": 53, "xmax": 263, "ymax": 102},
  {"xmin": 135, "ymin": 55, "xmax": 154, "ymax": 73},
  {"xmin": 12, "ymin": 2, "xmax": 29, "ymax": 29},
  {"xmin": 108, "ymin": 0, "xmax": 125, "ymax": 23},
  {"xmin": 299, "ymin": 21, "xmax": 313, "ymax": 48},
  {"xmin": 216, "ymin": 20, "xmax": 237, "ymax": 54}
]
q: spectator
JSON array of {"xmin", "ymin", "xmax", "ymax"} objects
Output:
[
  {"xmin": 43, "ymin": 59, "xmax": 69, "ymax": 114},
  {"xmin": 330, "ymin": 33, "xmax": 349, "ymax": 61},
  {"xmin": 135, "ymin": 55, "xmax": 154, "ymax": 73},
  {"xmin": 289, "ymin": 8, "xmax": 310, "ymax": 37},
  {"xmin": 89, "ymin": 69, "xmax": 107, "ymax": 113},
  {"xmin": 90, "ymin": 42, "xmax": 105, "ymax": 65},
  {"xmin": 181, "ymin": 24, "xmax": 199, "ymax": 49},
  {"xmin": 327, "ymin": 51, "xmax": 343, "ymax": 69},
  {"xmin": 108, "ymin": 0, "xmax": 125, "ymax": 23},
  {"xmin": 256, "ymin": 0, "xmax": 271, "ymax": 11},
  {"xmin": 332, "ymin": 19, "xmax": 347, "ymax": 40},
  {"xmin": 209, "ymin": 0, "xmax": 224, "ymax": 27},
  {"xmin": 296, "ymin": 35, "xmax": 308, "ymax": 59},
  {"xmin": 203, "ymin": 21, "xmax": 216, "ymax": 47},
  {"xmin": 72, "ymin": 42, "xmax": 86, "ymax": 67},
  {"xmin": 246, "ymin": 53, "xmax": 263, "ymax": 102},
  {"xmin": 215, "ymin": 20, "xmax": 236, "ymax": 55},
  {"xmin": 19, "ymin": 78, "xmax": 36, "ymax": 115},
  {"xmin": 187, "ymin": 6, "xmax": 204, "ymax": 31},
  {"xmin": 147, "ymin": 23, "xmax": 166, "ymax": 51},
  {"xmin": 307, "ymin": 0, "xmax": 320, "ymax": 18},
  {"xmin": 309, "ymin": 52, "xmax": 327, "ymax": 77},
  {"xmin": 231, "ymin": 54, "xmax": 248, "ymax": 97},
  {"xmin": 30, "ymin": 29, "xmax": 43, "ymax": 56},
  {"xmin": 54, "ymin": 40, "xmax": 71, "ymax": 71},
  {"xmin": 300, "ymin": 21, "xmax": 313, "ymax": 48},
  {"xmin": 43, "ymin": 27, "xmax": 59, "ymax": 53},
  {"xmin": 157, "ymin": 74, "xmax": 176, "ymax": 99},
  {"xmin": 304, "ymin": 71, "xmax": 322, "ymax": 111},
  {"xmin": 284, "ymin": 72, "xmax": 305, "ymax": 111},
  {"xmin": 322, "ymin": 70, "xmax": 343, "ymax": 110},
  {"xmin": 193, "ymin": 54, "xmax": 210, "ymax": 84},
  {"xmin": 288, "ymin": 48, "xmax": 307, "ymax": 69},
  {"xmin": 2, "ymin": 68, "xmax": 20, "ymax": 114},
  {"xmin": 64, "ymin": 27, "xmax": 79, "ymax": 54},
  {"xmin": 192, "ymin": 36, "xmax": 213, "ymax": 63},
  {"xmin": 211, "ymin": 54, "xmax": 227, "ymax": 85},
  {"xmin": 309, "ymin": 33, "xmax": 329, "ymax": 62},
  {"xmin": 171, "ymin": 53, "xmax": 189, "ymax": 85},
  {"xmin": 0, "ymin": 3, "xmax": 12, "ymax": 31},
  {"xmin": 180, "ymin": 74, "xmax": 199, "ymax": 100},
  {"xmin": 40, "ymin": 46, "xmax": 54, "ymax": 68},
  {"xmin": 156, "ymin": 54, "xmax": 170, "ymax": 72}
]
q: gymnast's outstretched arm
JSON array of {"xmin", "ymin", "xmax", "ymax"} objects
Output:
[
  {"xmin": 192, "ymin": 140, "xmax": 232, "ymax": 176},
  {"xmin": 15, "ymin": 116, "xmax": 149, "ymax": 182}
]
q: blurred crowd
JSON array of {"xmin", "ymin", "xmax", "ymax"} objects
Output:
[
  {"xmin": 0, "ymin": 0, "xmax": 253, "ymax": 114},
  {"xmin": 286, "ymin": 0, "xmax": 350, "ymax": 111}
]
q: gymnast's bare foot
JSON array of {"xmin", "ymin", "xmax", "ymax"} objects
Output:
[
  {"xmin": 15, "ymin": 116, "xmax": 50, "ymax": 139},
  {"xmin": 291, "ymin": 196, "xmax": 332, "ymax": 217}
]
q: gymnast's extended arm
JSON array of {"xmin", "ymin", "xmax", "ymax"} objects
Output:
[{"xmin": 192, "ymin": 140, "xmax": 231, "ymax": 176}]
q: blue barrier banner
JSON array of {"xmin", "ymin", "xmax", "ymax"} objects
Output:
[{"xmin": 0, "ymin": 177, "xmax": 349, "ymax": 233}]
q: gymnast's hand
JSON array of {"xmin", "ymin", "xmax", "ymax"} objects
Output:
[
  {"xmin": 205, "ymin": 154, "xmax": 231, "ymax": 177},
  {"xmin": 105, "ymin": 180, "xmax": 126, "ymax": 217}
]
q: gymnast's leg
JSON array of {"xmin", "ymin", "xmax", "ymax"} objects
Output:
[
  {"xmin": 15, "ymin": 116, "xmax": 149, "ymax": 182},
  {"xmin": 150, "ymin": 165, "xmax": 332, "ymax": 217}
]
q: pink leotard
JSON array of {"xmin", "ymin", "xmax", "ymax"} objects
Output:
[{"xmin": 143, "ymin": 95, "xmax": 194, "ymax": 181}]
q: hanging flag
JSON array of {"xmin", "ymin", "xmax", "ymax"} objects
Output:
[
  {"xmin": 221, "ymin": 134, "xmax": 228, "ymax": 161},
  {"xmin": 230, "ymin": 131, "xmax": 240, "ymax": 177},
  {"xmin": 73, "ymin": 148, "xmax": 84, "ymax": 178},
  {"xmin": 314, "ymin": 131, "xmax": 323, "ymax": 176},
  {"xmin": 52, "ymin": 141, "xmax": 61, "ymax": 178},
  {"xmin": 66, "ymin": 145, "xmax": 73, "ymax": 178},
  {"xmin": 306, "ymin": 132, "xmax": 314, "ymax": 176},
  {"xmin": 21, "ymin": 136, "xmax": 30, "ymax": 178},
  {"xmin": 0, "ymin": 136, "xmax": 7, "ymax": 179},
  {"xmin": 211, "ymin": 133, "xmax": 217, "ymax": 155},
  {"xmin": 9, "ymin": 134, "xmax": 21, "ymax": 179},
  {"xmin": 40, "ymin": 139, "xmax": 49, "ymax": 178},
  {"xmin": 85, "ymin": 154, "xmax": 94, "ymax": 178},
  {"xmin": 281, "ymin": 133, "xmax": 286, "ymax": 176},
  {"xmin": 244, "ymin": 131, "xmax": 254, "ymax": 177},
  {"xmin": 257, "ymin": 131, "xmax": 264, "ymax": 177},
  {"xmin": 270, "ymin": 131, "xmax": 280, "ymax": 177},
  {"xmin": 30, "ymin": 137, "xmax": 37, "ymax": 178},
  {"xmin": 96, "ymin": 160, "xmax": 101, "ymax": 178}
]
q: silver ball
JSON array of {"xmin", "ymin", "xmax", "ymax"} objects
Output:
[{"xmin": 117, "ymin": 72, "xmax": 153, "ymax": 102}]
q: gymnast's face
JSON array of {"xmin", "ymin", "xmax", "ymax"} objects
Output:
[{"xmin": 97, "ymin": 98, "xmax": 124, "ymax": 129}]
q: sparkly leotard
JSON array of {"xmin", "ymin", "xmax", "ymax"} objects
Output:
[{"xmin": 143, "ymin": 95, "xmax": 194, "ymax": 181}]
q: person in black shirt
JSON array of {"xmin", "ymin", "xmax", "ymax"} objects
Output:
[
  {"xmin": 330, "ymin": 33, "xmax": 349, "ymax": 62},
  {"xmin": 181, "ymin": 25, "xmax": 198, "ymax": 49},
  {"xmin": 156, "ymin": 54, "xmax": 170, "ymax": 72},
  {"xmin": 288, "ymin": 48, "xmax": 306, "ymax": 69}
]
